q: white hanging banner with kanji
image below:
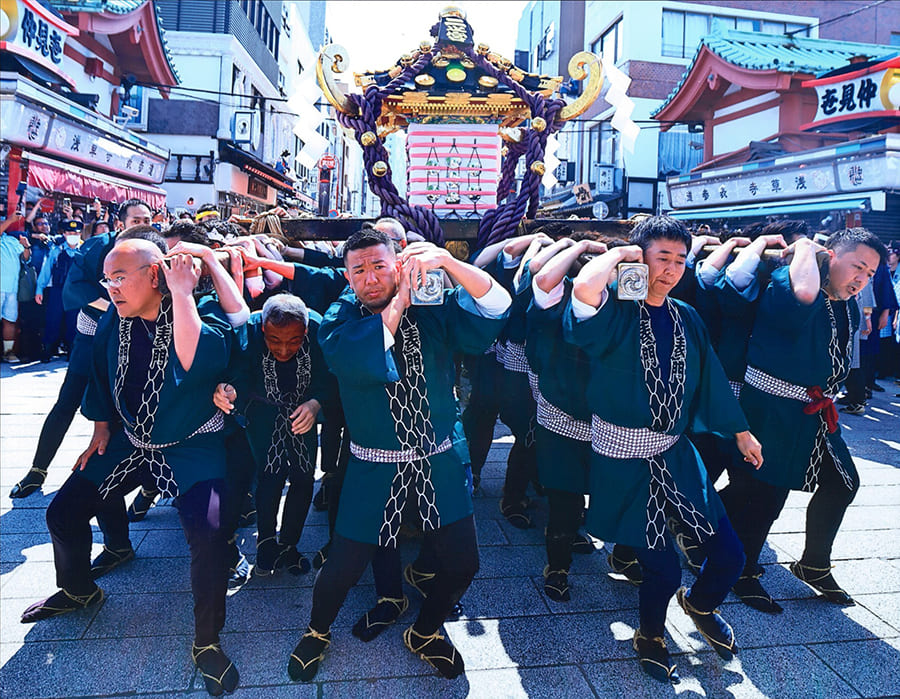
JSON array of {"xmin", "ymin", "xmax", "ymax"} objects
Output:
[{"xmin": 406, "ymin": 123, "xmax": 501, "ymax": 219}]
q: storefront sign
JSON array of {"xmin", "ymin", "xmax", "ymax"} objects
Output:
[
  {"xmin": 1, "ymin": 96, "xmax": 168, "ymax": 183},
  {"xmin": 247, "ymin": 177, "xmax": 268, "ymax": 199},
  {"xmin": 667, "ymin": 134, "xmax": 900, "ymax": 209},
  {"xmin": 802, "ymin": 56, "xmax": 900, "ymax": 131},
  {"xmin": 0, "ymin": 0, "xmax": 78, "ymax": 86}
]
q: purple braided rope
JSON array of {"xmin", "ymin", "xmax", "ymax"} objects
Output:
[
  {"xmin": 467, "ymin": 47, "xmax": 569, "ymax": 249},
  {"xmin": 336, "ymin": 51, "xmax": 445, "ymax": 244},
  {"xmin": 496, "ymin": 138, "xmax": 527, "ymax": 203}
]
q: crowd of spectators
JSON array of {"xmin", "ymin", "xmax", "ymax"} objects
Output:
[{"xmin": 0, "ymin": 197, "xmax": 340, "ymax": 364}]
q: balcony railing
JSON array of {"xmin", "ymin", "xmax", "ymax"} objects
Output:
[{"xmin": 165, "ymin": 152, "xmax": 215, "ymax": 184}]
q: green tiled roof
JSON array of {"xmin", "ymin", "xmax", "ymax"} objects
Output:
[
  {"xmin": 653, "ymin": 30, "xmax": 896, "ymax": 117},
  {"xmin": 47, "ymin": 0, "xmax": 179, "ymax": 83},
  {"xmin": 49, "ymin": 0, "xmax": 145, "ymax": 13}
]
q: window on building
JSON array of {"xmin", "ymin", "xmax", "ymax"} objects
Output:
[
  {"xmin": 657, "ymin": 126, "xmax": 703, "ymax": 177},
  {"xmin": 599, "ymin": 122, "xmax": 620, "ymax": 167},
  {"xmin": 591, "ymin": 17, "xmax": 623, "ymax": 65},
  {"xmin": 662, "ymin": 9, "xmax": 811, "ymax": 58},
  {"xmin": 891, "ymin": 32, "xmax": 900, "ymax": 46}
]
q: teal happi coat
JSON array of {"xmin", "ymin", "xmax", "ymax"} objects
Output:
[
  {"xmin": 81, "ymin": 295, "xmax": 232, "ymax": 496},
  {"xmin": 319, "ymin": 286, "xmax": 507, "ymax": 546},
  {"xmin": 227, "ymin": 310, "xmax": 334, "ymax": 477},
  {"xmin": 563, "ymin": 294, "xmax": 748, "ymax": 549},
  {"xmin": 741, "ymin": 265, "xmax": 859, "ymax": 491},
  {"xmin": 525, "ymin": 280, "xmax": 592, "ymax": 494}
]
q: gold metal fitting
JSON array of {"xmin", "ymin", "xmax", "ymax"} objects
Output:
[
  {"xmin": 508, "ymin": 68, "xmax": 524, "ymax": 82},
  {"xmin": 531, "ymin": 116, "xmax": 547, "ymax": 132},
  {"xmin": 530, "ymin": 161, "xmax": 545, "ymax": 176},
  {"xmin": 432, "ymin": 56, "xmax": 450, "ymax": 68},
  {"xmin": 476, "ymin": 43, "xmax": 490, "ymax": 55},
  {"xmin": 460, "ymin": 58, "xmax": 475, "ymax": 69},
  {"xmin": 478, "ymin": 75, "xmax": 499, "ymax": 88},
  {"xmin": 419, "ymin": 40, "xmax": 432, "ymax": 53},
  {"xmin": 446, "ymin": 67, "xmax": 467, "ymax": 83},
  {"xmin": 360, "ymin": 131, "xmax": 377, "ymax": 147},
  {"xmin": 501, "ymin": 146, "xmax": 509, "ymax": 157},
  {"xmin": 372, "ymin": 161, "xmax": 389, "ymax": 176},
  {"xmin": 414, "ymin": 74, "xmax": 436, "ymax": 87},
  {"xmin": 400, "ymin": 54, "xmax": 413, "ymax": 67},
  {"xmin": 440, "ymin": 5, "xmax": 466, "ymax": 19}
]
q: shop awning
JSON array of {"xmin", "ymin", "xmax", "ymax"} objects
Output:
[
  {"xmin": 218, "ymin": 142, "xmax": 294, "ymax": 193},
  {"xmin": 668, "ymin": 192, "xmax": 883, "ymax": 221},
  {"xmin": 25, "ymin": 153, "xmax": 168, "ymax": 210}
]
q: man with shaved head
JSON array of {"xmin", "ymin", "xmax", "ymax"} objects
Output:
[{"xmin": 21, "ymin": 239, "xmax": 240, "ymax": 697}]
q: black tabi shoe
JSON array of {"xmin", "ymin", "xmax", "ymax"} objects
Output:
[
  {"xmin": 126, "ymin": 488, "xmax": 158, "ymax": 522},
  {"xmin": 403, "ymin": 625, "xmax": 465, "ymax": 679},
  {"xmin": 280, "ymin": 546, "xmax": 311, "ymax": 576},
  {"xmin": 676, "ymin": 587, "xmax": 737, "ymax": 660},
  {"xmin": 90, "ymin": 546, "xmax": 135, "ymax": 579},
  {"xmin": 732, "ymin": 573, "xmax": 783, "ymax": 614},
  {"xmin": 352, "ymin": 595, "xmax": 409, "ymax": 642},
  {"xmin": 542, "ymin": 565, "xmax": 571, "ymax": 603},
  {"xmin": 471, "ymin": 472, "xmax": 481, "ymax": 493},
  {"xmin": 228, "ymin": 553, "xmax": 251, "ymax": 589},
  {"xmin": 790, "ymin": 561, "xmax": 855, "ymax": 606},
  {"xmin": 633, "ymin": 630, "xmax": 679, "ymax": 684},
  {"xmin": 288, "ymin": 627, "xmax": 331, "ymax": 682},
  {"xmin": 869, "ymin": 382, "xmax": 885, "ymax": 392},
  {"xmin": 499, "ymin": 498, "xmax": 533, "ymax": 529},
  {"xmin": 404, "ymin": 563, "xmax": 436, "ymax": 599},
  {"xmin": 21, "ymin": 586, "xmax": 104, "ymax": 623},
  {"xmin": 607, "ymin": 550, "xmax": 643, "ymax": 586},
  {"xmin": 253, "ymin": 537, "xmax": 288, "ymax": 577},
  {"xmin": 192, "ymin": 642, "xmax": 239, "ymax": 697},
  {"xmin": 312, "ymin": 541, "xmax": 330, "ymax": 570},
  {"xmin": 571, "ymin": 531, "xmax": 595, "ymax": 555},
  {"xmin": 9, "ymin": 467, "xmax": 47, "ymax": 499}
]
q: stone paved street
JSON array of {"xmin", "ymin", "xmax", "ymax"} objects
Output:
[{"xmin": 1, "ymin": 358, "xmax": 898, "ymax": 698}]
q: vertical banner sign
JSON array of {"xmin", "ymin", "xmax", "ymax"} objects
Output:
[
  {"xmin": 0, "ymin": 0, "xmax": 78, "ymax": 86},
  {"xmin": 317, "ymin": 168, "xmax": 332, "ymax": 216},
  {"xmin": 406, "ymin": 123, "xmax": 500, "ymax": 219},
  {"xmin": 317, "ymin": 154, "xmax": 336, "ymax": 216}
]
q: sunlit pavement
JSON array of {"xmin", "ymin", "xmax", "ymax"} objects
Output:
[{"xmin": 1, "ymin": 358, "xmax": 898, "ymax": 698}]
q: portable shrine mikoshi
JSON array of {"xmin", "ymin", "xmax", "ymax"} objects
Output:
[{"xmin": 269, "ymin": 6, "xmax": 610, "ymax": 251}]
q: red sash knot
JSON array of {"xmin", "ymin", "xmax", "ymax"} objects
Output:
[{"xmin": 803, "ymin": 386, "xmax": 839, "ymax": 433}]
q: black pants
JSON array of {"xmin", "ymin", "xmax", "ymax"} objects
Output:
[
  {"xmin": 42, "ymin": 286, "xmax": 77, "ymax": 352},
  {"xmin": 720, "ymin": 455, "xmax": 859, "ymax": 574},
  {"xmin": 844, "ymin": 367, "xmax": 867, "ymax": 405},
  {"xmin": 461, "ymin": 353, "xmax": 502, "ymax": 479},
  {"xmin": 546, "ymin": 489, "xmax": 583, "ymax": 571},
  {"xmin": 222, "ymin": 429, "xmax": 256, "ymax": 569},
  {"xmin": 47, "ymin": 472, "xmax": 229, "ymax": 645},
  {"xmin": 309, "ymin": 515, "xmax": 478, "ymax": 635},
  {"xmin": 256, "ymin": 468, "xmax": 313, "ymax": 547},
  {"xmin": 861, "ymin": 351, "xmax": 878, "ymax": 390},
  {"xmin": 32, "ymin": 369, "xmax": 89, "ymax": 473},
  {"xmin": 498, "ymin": 369, "xmax": 537, "ymax": 502},
  {"xmin": 878, "ymin": 335, "xmax": 899, "ymax": 378},
  {"xmin": 635, "ymin": 517, "xmax": 744, "ymax": 637},
  {"xmin": 689, "ymin": 432, "xmax": 736, "ymax": 485}
]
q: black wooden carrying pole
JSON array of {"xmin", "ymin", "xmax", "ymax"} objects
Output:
[{"xmin": 245, "ymin": 217, "xmax": 639, "ymax": 243}]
